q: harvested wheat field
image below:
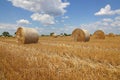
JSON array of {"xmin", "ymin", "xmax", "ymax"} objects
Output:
[{"xmin": 0, "ymin": 36, "xmax": 120, "ymax": 80}]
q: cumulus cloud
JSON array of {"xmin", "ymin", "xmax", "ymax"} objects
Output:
[
  {"xmin": 80, "ymin": 16, "xmax": 120, "ymax": 34},
  {"xmin": 8, "ymin": 0, "xmax": 70, "ymax": 26},
  {"xmin": 31, "ymin": 13, "xmax": 55, "ymax": 26},
  {"xmin": 16, "ymin": 19, "xmax": 30, "ymax": 25},
  {"xmin": 1, "ymin": 16, "xmax": 120, "ymax": 35},
  {"xmin": 95, "ymin": 4, "xmax": 120, "ymax": 16},
  {"xmin": 8, "ymin": 0, "xmax": 70, "ymax": 16},
  {"xmin": 32, "ymin": 16, "xmax": 120, "ymax": 34}
]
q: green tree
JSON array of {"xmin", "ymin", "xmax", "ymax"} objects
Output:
[
  {"xmin": 50, "ymin": 32, "xmax": 54, "ymax": 36},
  {"xmin": 64, "ymin": 33, "xmax": 68, "ymax": 36},
  {"xmin": 63, "ymin": 33, "xmax": 71, "ymax": 36},
  {"xmin": 14, "ymin": 32, "xmax": 16, "ymax": 35},
  {"xmin": 2, "ymin": 31, "xmax": 12, "ymax": 37},
  {"xmin": 60, "ymin": 33, "xmax": 63, "ymax": 36}
]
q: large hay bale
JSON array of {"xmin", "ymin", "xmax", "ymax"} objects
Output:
[
  {"xmin": 16, "ymin": 27, "xmax": 39, "ymax": 44},
  {"xmin": 93, "ymin": 30, "xmax": 105, "ymax": 39},
  {"xmin": 108, "ymin": 33, "xmax": 115, "ymax": 37},
  {"xmin": 72, "ymin": 28, "xmax": 90, "ymax": 42}
]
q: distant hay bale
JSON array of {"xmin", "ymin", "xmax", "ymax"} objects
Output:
[
  {"xmin": 54, "ymin": 35, "xmax": 58, "ymax": 38},
  {"xmin": 51, "ymin": 33, "xmax": 58, "ymax": 38},
  {"xmin": 72, "ymin": 28, "xmax": 90, "ymax": 42},
  {"xmin": 16, "ymin": 27, "xmax": 39, "ymax": 44},
  {"xmin": 93, "ymin": 30, "xmax": 105, "ymax": 39},
  {"xmin": 108, "ymin": 33, "xmax": 115, "ymax": 37}
]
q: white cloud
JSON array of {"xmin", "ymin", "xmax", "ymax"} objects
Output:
[
  {"xmin": 80, "ymin": 16, "xmax": 120, "ymax": 34},
  {"xmin": 16, "ymin": 19, "xmax": 30, "ymax": 25},
  {"xmin": 8, "ymin": 0, "xmax": 70, "ymax": 16},
  {"xmin": 9, "ymin": 0, "xmax": 70, "ymax": 26},
  {"xmin": 0, "ymin": 23, "xmax": 17, "ymax": 30},
  {"xmin": 35, "ymin": 16, "xmax": 120, "ymax": 34},
  {"xmin": 95, "ymin": 4, "xmax": 120, "ymax": 16},
  {"xmin": 31, "ymin": 13, "xmax": 55, "ymax": 26},
  {"xmin": 0, "ymin": 23, "xmax": 18, "ymax": 35},
  {"xmin": 110, "ymin": 20, "xmax": 120, "ymax": 27},
  {"xmin": 115, "ymin": 16, "xmax": 120, "ymax": 20},
  {"xmin": 102, "ymin": 18, "xmax": 113, "ymax": 22},
  {"xmin": 62, "ymin": 16, "xmax": 69, "ymax": 19},
  {"xmin": 60, "ymin": 16, "xmax": 69, "ymax": 23}
]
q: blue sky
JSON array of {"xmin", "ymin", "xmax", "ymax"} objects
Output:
[{"xmin": 0, "ymin": 0, "xmax": 120, "ymax": 35}]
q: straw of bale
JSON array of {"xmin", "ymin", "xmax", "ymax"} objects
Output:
[
  {"xmin": 93, "ymin": 30, "xmax": 105, "ymax": 39},
  {"xmin": 16, "ymin": 27, "xmax": 39, "ymax": 44},
  {"xmin": 72, "ymin": 28, "xmax": 90, "ymax": 42},
  {"xmin": 108, "ymin": 33, "xmax": 115, "ymax": 37},
  {"xmin": 51, "ymin": 33, "xmax": 58, "ymax": 38}
]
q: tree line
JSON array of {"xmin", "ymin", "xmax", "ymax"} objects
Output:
[
  {"xmin": 41, "ymin": 32, "xmax": 71, "ymax": 36},
  {"xmin": 0, "ymin": 31, "xmax": 12, "ymax": 37},
  {"xmin": 0, "ymin": 31, "xmax": 71, "ymax": 37}
]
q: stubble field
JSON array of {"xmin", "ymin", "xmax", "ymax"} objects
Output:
[{"xmin": 0, "ymin": 36, "xmax": 120, "ymax": 80}]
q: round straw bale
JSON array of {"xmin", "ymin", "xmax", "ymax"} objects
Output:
[
  {"xmin": 16, "ymin": 27, "xmax": 39, "ymax": 44},
  {"xmin": 93, "ymin": 30, "xmax": 105, "ymax": 39},
  {"xmin": 108, "ymin": 33, "xmax": 115, "ymax": 37},
  {"xmin": 52, "ymin": 33, "xmax": 58, "ymax": 38},
  {"xmin": 72, "ymin": 28, "xmax": 90, "ymax": 42}
]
